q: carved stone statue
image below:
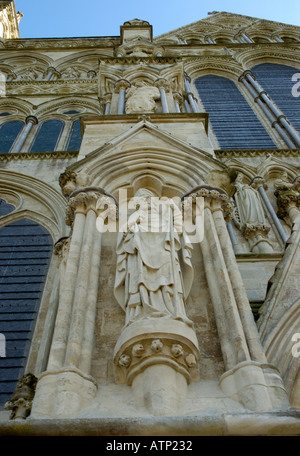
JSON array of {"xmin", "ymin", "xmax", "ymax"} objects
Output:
[
  {"xmin": 19, "ymin": 68, "xmax": 38, "ymax": 80},
  {"xmin": 274, "ymin": 171, "xmax": 300, "ymax": 219},
  {"xmin": 114, "ymin": 189, "xmax": 194, "ymax": 326},
  {"xmin": 61, "ymin": 67, "xmax": 81, "ymax": 79},
  {"xmin": 233, "ymin": 173, "xmax": 266, "ymax": 228},
  {"xmin": 125, "ymin": 81, "xmax": 160, "ymax": 114}
]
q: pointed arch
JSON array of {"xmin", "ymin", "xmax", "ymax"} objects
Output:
[{"xmin": 0, "ymin": 218, "xmax": 53, "ymax": 406}]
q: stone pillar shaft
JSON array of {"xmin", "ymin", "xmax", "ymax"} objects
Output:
[
  {"xmin": 64, "ymin": 206, "xmax": 97, "ymax": 368},
  {"xmin": 47, "ymin": 209, "xmax": 86, "ymax": 370},
  {"xmin": 212, "ymin": 206, "xmax": 267, "ymax": 364},
  {"xmin": 203, "ymin": 204, "xmax": 250, "ymax": 369},
  {"xmin": 79, "ymin": 225, "xmax": 102, "ymax": 373},
  {"xmin": 13, "ymin": 116, "xmax": 38, "ymax": 153}
]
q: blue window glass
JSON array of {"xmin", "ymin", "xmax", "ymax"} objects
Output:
[
  {"xmin": 194, "ymin": 75, "xmax": 276, "ymax": 149},
  {"xmin": 0, "ymin": 120, "xmax": 24, "ymax": 154},
  {"xmin": 30, "ymin": 119, "xmax": 64, "ymax": 153},
  {"xmin": 66, "ymin": 119, "xmax": 81, "ymax": 151},
  {"xmin": 0, "ymin": 219, "xmax": 53, "ymax": 406},
  {"xmin": 251, "ymin": 63, "xmax": 300, "ymax": 134},
  {"xmin": 63, "ymin": 110, "xmax": 80, "ymax": 115},
  {"xmin": 0, "ymin": 199, "xmax": 15, "ymax": 217}
]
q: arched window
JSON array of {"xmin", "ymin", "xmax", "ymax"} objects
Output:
[
  {"xmin": 251, "ymin": 63, "xmax": 300, "ymax": 134},
  {"xmin": 66, "ymin": 118, "xmax": 82, "ymax": 151},
  {"xmin": 0, "ymin": 218, "xmax": 53, "ymax": 406},
  {"xmin": 30, "ymin": 119, "xmax": 64, "ymax": 153},
  {"xmin": 194, "ymin": 74, "xmax": 276, "ymax": 149},
  {"xmin": 0, "ymin": 120, "xmax": 24, "ymax": 154}
]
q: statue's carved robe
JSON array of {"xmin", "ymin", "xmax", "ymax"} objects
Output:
[
  {"xmin": 114, "ymin": 198, "xmax": 193, "ymax": 325},
  {"xmin": 234, "ymin": 181, "xmax": 266, "ymax": 227}
]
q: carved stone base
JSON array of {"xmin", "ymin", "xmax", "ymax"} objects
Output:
[
  {"xmin": 219, "ymin": 361, "xmax": 289, "ymax": 412},
  {"xmin": 242, "ymin": 224, "xmax": 273, "ymax": 253},
  {"xmin": 113, "ymin": 318, "xmax": 200, "ymax": 415},
  {"xmin": 30, "ymin": 368, "xmax": 97, "ymax": 418}
]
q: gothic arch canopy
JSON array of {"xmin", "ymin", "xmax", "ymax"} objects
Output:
[
  {"xmin": 63, "ymin": 117, "xmax": 225, "ymax": 196},
  {"xmin": 0, "ymin": 170, "xmax": 67, "ymax": 241}
]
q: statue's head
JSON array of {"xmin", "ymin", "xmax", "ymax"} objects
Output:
[{"xmin": 134, "ymin": 188, "xmax": 155, "ymax": 199}]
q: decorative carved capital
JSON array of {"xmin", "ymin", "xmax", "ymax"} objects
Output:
[
  {"xmin": 59, "ymin": 170, "xmax": 91, "ymax": 197},
  {"xmin": 274, "ymin": 174, "xmax": 300, "ymax": 218},
  {"xmin": 5, "ymin": 373, "xmax": 37, "ymax": 420},
  {"xmin": 154, "ymin": 78, "xmax": 170, "ymax": 92},
  {"xmin": 54, "ymin": 236, "xmax": 70, "ymax": 258},
  {"xmin": 25, "ymin": 115, "xmax": 38, "ymax": 126},
  {"xmin": 65, "ymin": 187, "xmax": 118, "ymax": 226},
  {"xmin": 241, "ymin": 223, "xmax": 271, "ymax": 239},
  {"xmin": 182, "ymin": 185, "xmax": 233, "ymax": 221},
  {"xmin": 103, "ymin": 92, "xmax": 112, "ymax": 104},
  {"xmin": 251, "ymin": 176, "xmax": 267, "ymax": 190},
  {"xmin": 114, "ymin": 79, "xmax": 131, "ymax": 93},
  {"xmin": 173, "ymin": 91, "xmax": 183, "ymax": 104}
]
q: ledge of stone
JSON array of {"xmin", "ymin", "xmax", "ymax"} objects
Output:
[{"xmin": 0, "ymin": 411, "xmax": 299, "ymax": 436}]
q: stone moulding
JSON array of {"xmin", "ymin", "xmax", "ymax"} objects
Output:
[
  {"xmin": 215, "ymin": 148, "xmax": 300, "ymax": 158},
  {"xmin": 0, "ymin": 150, "xmax": 79, "ymax": 160}
]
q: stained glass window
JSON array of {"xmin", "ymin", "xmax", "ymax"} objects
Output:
[
  {"xmin": 66, "ymin": 119, "xmax": 81, "ymax": 151},
  {"xmin": 0, "ymin": 120, "xmax": 24, "ymax": 154},
  {"xmin": 30, "ymin": 119, "xmax": 64, "ymax": 153},
  {"xmin": 194, "ymin": 75, "xmax": 276, "ymax": 149},
  {"xmin": 0, "ymin": 219, "xmax": 53, "ymax": 406},
  {"xmin": 252, "ymin": 63, "xmax": 300, "ymax": 134}
]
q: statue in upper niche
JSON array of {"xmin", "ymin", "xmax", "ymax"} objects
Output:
[
  {"xmin": 114, "ymin": 188, "xmax": 194, "ymax": 327},
  {"xmin": 233, "ymin": 173, "xmax": 267, "ymax": 228},
  {"xmin": 19, "ymin": 68, "xmax": 38, "ymax": 80},
  {"xmin": 61, "ymin": 67, "xmax": 81, "ymax": 79},
  {"xmin": 125, "ymin": 81, "xmax": 160, "ymax": 114}
]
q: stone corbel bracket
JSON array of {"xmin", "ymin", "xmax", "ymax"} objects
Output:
[
  {"xmin": 113, "ymin": 319, "xmax": 200, "ymax": 388},
  {"xmin": 114, "ymin": 334, "xmax": 199, "ymax": 386}
]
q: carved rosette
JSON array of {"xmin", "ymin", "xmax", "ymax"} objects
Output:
[
  {"xmin": 5, "ymin": 373, "xmax": 37, "ymax": 420},
  {"xmin": 114, "ymin": 334, "xmax": 199, "ymax": 386}
]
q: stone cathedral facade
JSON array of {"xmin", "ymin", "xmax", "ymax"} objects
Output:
[{"xmin": 0, "ymin": 1, "xmax": 300, "ymax": 436}]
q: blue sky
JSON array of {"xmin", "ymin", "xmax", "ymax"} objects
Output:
[{"xmin": 15, "ymin": 0, "xmax": 300, "ymax": 39}]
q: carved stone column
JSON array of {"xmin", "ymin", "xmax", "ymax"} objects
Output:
[
  {"xmin": 12, "ymin": 115, "xmax": 38, "ymax": 154},
  {"xmin": 103, "ymin": 92, "xmax": 112, "ymax": 115},
  {"xmin": 115, "ymin": 79, "xmax": 131, "ymax": 114},
  {"xmin": 154, "ymin": 78, "xmax": 170, "ymax": 113},
  {"xmin": 184, "ymin": 185, "xmax": 289, "ymax": 412},
  {"xmin": 184, "ymin": 73, "xmax": 199, "ymax": 113},
  {"xmin": 31, "ymin": 187, "xmax": 117, "ymax": 418}
]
